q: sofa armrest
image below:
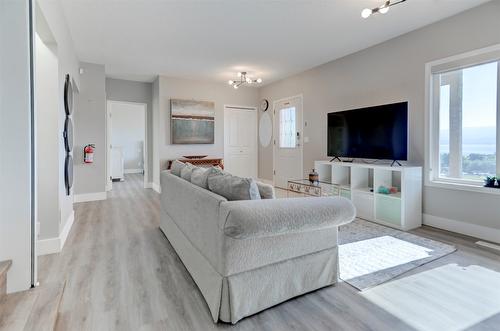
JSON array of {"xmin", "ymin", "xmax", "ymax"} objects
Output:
[{"xmin": 220, "ymin": 197, "xmax": 356, "ymax": 239}]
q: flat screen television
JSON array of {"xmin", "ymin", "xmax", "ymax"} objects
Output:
[{"xmin": 327, "ymin": 102, "xmax": 408, "ymax": 161}]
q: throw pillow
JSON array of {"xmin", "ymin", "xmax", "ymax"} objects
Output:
[
  {"xmin": 190, "ymin": 167, "xmax": 217, "ymax": 189},
  {"xmin": 180, "ymin": 163, "xmax": 195, "ymax": 181},
  {"xmin": 256, "ymin": 182, "xmax": 276, "ymax": 199},
  {"xmin": 171, "ymin": 160, "xmax": 186, "ymax": 177},
  {"xmin": 208, "ymin": 173, "xmax": 261, "ymax": 201}
]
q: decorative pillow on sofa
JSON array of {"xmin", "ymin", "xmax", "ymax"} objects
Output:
[
  {"xmin": 171, "ymin": 160, "xmax": 186, "ymax": 177},
  {"xmin": 208, "ymin": 173, "xmax": 261, "ymax": 201},
  {"xmin": 180, "ymin": 163, "xmax": 196, "ymax": 181},
  {"xmin": 256, "ymin": 182, "xmax": 276, "ymax": 199},
  {"xmin": 190, "ymin": 166, "xmax": 222, "ymax": 189}
]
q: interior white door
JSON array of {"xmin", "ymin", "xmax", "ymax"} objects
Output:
[
  {"xmin": 273, "ymin": 96, "xmax": 303, "ymax": 189},
  {"xmin": 224, "ymin": 106, "xmax": 258, "ymax": 178}
]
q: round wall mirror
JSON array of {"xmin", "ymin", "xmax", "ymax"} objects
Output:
[
  {"xmin": 64, "ymin": 117, "xmax": 73, "ymax": 153},
  {"xmin": 65, "ymin": 154, "xmax": 73, "ymax": 195},
  {"xmin": 64, "ymin": 74, "xmax": 73, "ymax": 115},
  {"xmin": 259, "ymin": 112, "xmax": 272, "ymax": 147}
]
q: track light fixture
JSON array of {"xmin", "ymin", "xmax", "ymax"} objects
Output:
[{"xmin": 361, "ymin": 0, "xmax": 407, "ymax": 19}]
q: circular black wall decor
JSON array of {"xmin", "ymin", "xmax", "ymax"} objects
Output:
[
  {"xmin": 64, "ymin": 154, "xmax": 73, "ymax": 195},
  {"xmin": 64, "ymin": 74, "xmax": 73, "ymax": 115},
  {"xmin": 63, "ymin": 117, "xmax": 73, "ymax": 153}
]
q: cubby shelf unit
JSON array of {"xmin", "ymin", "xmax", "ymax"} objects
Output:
[{"xmin": 314, "ymin": 161, "xmax": 422, "ymax": 231}]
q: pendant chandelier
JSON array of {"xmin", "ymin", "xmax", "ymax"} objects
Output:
[
  {"xmin": 228, "ymin": 72, "xmax": 262, "ymax": 89},
  {"xmin": 361, "ymin": 0, "xmax": 407, "ymax": 19}
]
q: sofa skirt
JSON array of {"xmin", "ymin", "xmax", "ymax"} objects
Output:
[{"xmin": 160, "ymin": 208, "xmax": 338, "ymax": 324}]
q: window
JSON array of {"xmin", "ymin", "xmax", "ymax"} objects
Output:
[
  {"xmin": 428, "ymin": 46, "xmax": 500, "ymax": 189},
  {"xmin": 279, "ymin": 107, "xmax": 296, "ymax": 148}
]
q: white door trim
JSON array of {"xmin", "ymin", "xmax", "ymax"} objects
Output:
[
  {"xmin": 272, "ymin": 94, "xmax": 304, "ymax": 187},
  {"xmin": 224, "ymin": 105, "xmax": 258, "ymax": 178},
  {"xmin": 106, "ymin": 100, "xmax": 149, "ymax": 189}
]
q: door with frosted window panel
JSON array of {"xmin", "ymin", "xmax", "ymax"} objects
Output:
[{"xmin": 273, "ymin": 96, "xmax": 303, "ymax": 189}]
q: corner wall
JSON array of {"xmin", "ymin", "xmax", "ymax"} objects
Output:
[
  {"xmin": 258, "ymin": 1, "xmax": 500, "ymax": 236},
  {"xmin": 74, "ymin": 62, "xmax": 107, "ymax": 197}
]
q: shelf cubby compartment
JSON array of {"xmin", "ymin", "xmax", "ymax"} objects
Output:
[
  {"xmin": 351, "ymin": 167, "xmax": 374, "ymax": 194},
  {"xmin": 373, "ymin": 169, "xmax": 401, "ymax": 198},
  {"xmin": 314, "ymin": 162, "xmax": 332, "ymax": 184},
  {"xmin": 331, "ymin": 164, "xmax": 350, "ymax": 186},
  {"xmin": 375, "ymin": 194, "xmax": 402, "ymax": 227},
  {"xmin": 340, "ymin": 187, "xmax": 351, "ymax": 200},
  {"xmin": 352, "ymin": 190, "xmax": 374, "ymax": 220}
]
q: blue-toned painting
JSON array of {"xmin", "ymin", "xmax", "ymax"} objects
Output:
[{"xmin": 171, "ymin": 99, "xmax": 215, "ymax": 144}]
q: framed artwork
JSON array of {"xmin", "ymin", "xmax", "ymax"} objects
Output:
[{"xmin": 171, "ymin": 99, "xmax": 215, "ymax": 144}]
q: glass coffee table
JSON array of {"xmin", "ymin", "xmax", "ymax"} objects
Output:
[{"xmin": 287, "ymin": 179, "xmax": 338, "ymax": 197}]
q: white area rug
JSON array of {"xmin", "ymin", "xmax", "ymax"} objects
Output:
[
  {"xmin": 362, "ymin": 264, "xmax": 500, "ymax": 331},
  {"xmin": 339, "ymin": 219, "xmax": 456, "ymax": 291}
]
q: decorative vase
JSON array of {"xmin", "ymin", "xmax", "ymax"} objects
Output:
[{"xmin": 309, "ymin": 169, "xmax": 319, "ymax": 183}]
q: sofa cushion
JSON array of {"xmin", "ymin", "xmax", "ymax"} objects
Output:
[
  {"xmin": 208, "ymin": 173, "xmax": 261, "ymax": 201},
  {"xmin": 191, "ymin": 167, "xmax": 224, "ymax": 189},
  {"xmin": 256, "ymin": 182, "xmax": 275, "ymax": 199},
  {"xmin": 180, "ymin": 163, "xmax": 196, "ymax": 181},
  {"xmin": 171, "ymin": 160, "xmax": 186, "ymax": 177}
]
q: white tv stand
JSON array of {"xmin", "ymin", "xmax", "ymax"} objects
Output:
[{"xmin": 314, "ymin": 160, "xmax": 422, "ymax": 231}]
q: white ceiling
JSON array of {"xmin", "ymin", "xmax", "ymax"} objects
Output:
[{"xmin": 60, "ymin": 0, "xmax": 490, "ymax": 84}]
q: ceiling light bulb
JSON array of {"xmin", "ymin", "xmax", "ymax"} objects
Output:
[
  {"xmin": 256, "ymin": 78, "xmax": 262, "ymax": 83},
  {"xmin": 379, "ymin": 2, "xmax": 390, "ymax": 14},
  {"xmin": 233, "ymin": 84, "xmax": 238, "ymax": 89},
  {"xmin": 246, "ymin": 77, "xmax": 252, "ymax": 84},
  {"xmin": 361, "ymin": 8, "xmax": 372, "ymax": 18},
  {"xmin": 237, "ymin": 72, "xmax": 242, "ymax": 77},
  {"xmin": 228, "ymin": 80, "xmax": 234, "ymax": 85}
]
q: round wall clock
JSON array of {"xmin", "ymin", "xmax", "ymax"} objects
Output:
[
  {"xmin": 64, "ymin": 154, "xmax": 73, "ymax": 195},
  {"xmin": 64, "ymin": 74, "xmax": 73, "ymax": 115},
  {"xmin": 63, "ymin": 117, "xmax": 73, "ymax": 153},
  {"xmin": 260, "ymin": 99, "xmax": 269, "ymax": 112}
]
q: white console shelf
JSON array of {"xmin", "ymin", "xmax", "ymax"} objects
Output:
[{"xmin": 314, "ymin": 160, "xmax": 422, "ymax": 231}]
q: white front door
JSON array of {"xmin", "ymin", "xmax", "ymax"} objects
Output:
[
  {"xmin": 273, "ymin": 96, "xmax": 303, "ymax": 189},
  {"xmin": 224, "ymin": 106, "xmax": 258, "ymax": 178}
]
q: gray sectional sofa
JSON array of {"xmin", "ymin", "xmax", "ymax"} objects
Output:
[{"xmin": 159, "ymin": 166, "xmax": 355, "ymax": 324}]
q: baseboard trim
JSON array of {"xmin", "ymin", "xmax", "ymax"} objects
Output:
[
  {"xmin": 37, "ymin": 211, "xmax": 76, "ymax": 256},
  {"xmin": 74, "ymin": 191, "xmax": 107, "ymax": 203},
  {"xmin": 37, "ymin": 237, "xmax": 61, "ymax": 256},
  {"xmin": 60, "ymin": 210, "xmax": 74, "ymax": 250},
  {"xmin": 152, "ymin": 183, "xmax": 161, "ymax": 194},
  {"xmin": 124, "ymin": 169, "xmax": 144, "ymax": 174},
  {"xmin": 423, "ymin": 213, "xmax": 500, "ymax": 244}
]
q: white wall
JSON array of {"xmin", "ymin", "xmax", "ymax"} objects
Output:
[
  {"xmin": 110, "ymin": 102, "xmax": 145, "ymax": 171},
  {"xmin": 105, "ymin": 78, "xmax": 153, "ymax": 181},
  {"xmin": 35, "ymin": 32, "xmax": 60, "ymax": 241},
  {"xmin": 0, "ymin": 0, "xmax": 33, "ymax": 292},
  {"xmin": 258, "ymin": 2, "xmax": 500, "ymax": 235},
  {"xmin": 37, "ymin": 0, "xmax": 80, "ymax": 239},
  {"xmin": 153, "ymin": 76, "xmax": 260, "ymax": 186},
  {"xmin": 74, "ymin": 62, "xmax": 107, "ymax": 195}
]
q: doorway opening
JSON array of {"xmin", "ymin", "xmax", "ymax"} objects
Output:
[
  {"xmin": 273, "ymin": 95, "xmax": 303, "ymax": 189},
  {"xmin": 106, "ymin": 101, "xmax": 148, "ymax": 190}
]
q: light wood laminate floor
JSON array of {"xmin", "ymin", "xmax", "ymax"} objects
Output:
[{"xmin": 29, "ymin": 175, "xmax": 500, "ymax": 330}]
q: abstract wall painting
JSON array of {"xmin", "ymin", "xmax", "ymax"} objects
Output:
[{"xmin": 171, "ymin": 99, "xmax": 215, "ymax": 144}]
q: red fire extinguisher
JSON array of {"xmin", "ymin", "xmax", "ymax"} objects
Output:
[{"xmin": 84, "ymin": 144, "xmax": 95, "ymax": 163}]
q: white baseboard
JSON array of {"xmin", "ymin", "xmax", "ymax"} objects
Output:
[
  {"xmin": 423, "ymin": 213, "xmax": 500, "ymax": 244},
  {"xmin": 152, "ymin": 182, "xmax": 161, "ymax": 193},
  {"xmin": 37, "ymin": 237, "xmax": 61, "ymax": 256},
  {"xmin": 37, "ymin": 210, "xmax": 75, "ymax": 256},
  {"xmin": 74, "ymin": 191, "xmax": 107, "ymax": 203},
  {"xmin": 60, "ymin": 210, "xmax": 74, "ymax": 249},
  {"xmin": 124, "ymin": 168, "xmax": 144, "ymax": 174},
  {"xmin": 144, "ymin": 182, "xmax": 152, "ymax": 189}
]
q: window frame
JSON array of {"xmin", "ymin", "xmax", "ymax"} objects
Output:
[{"xmin": 425, "ymin": 44, "xmax": 500, "ymax": 194}]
